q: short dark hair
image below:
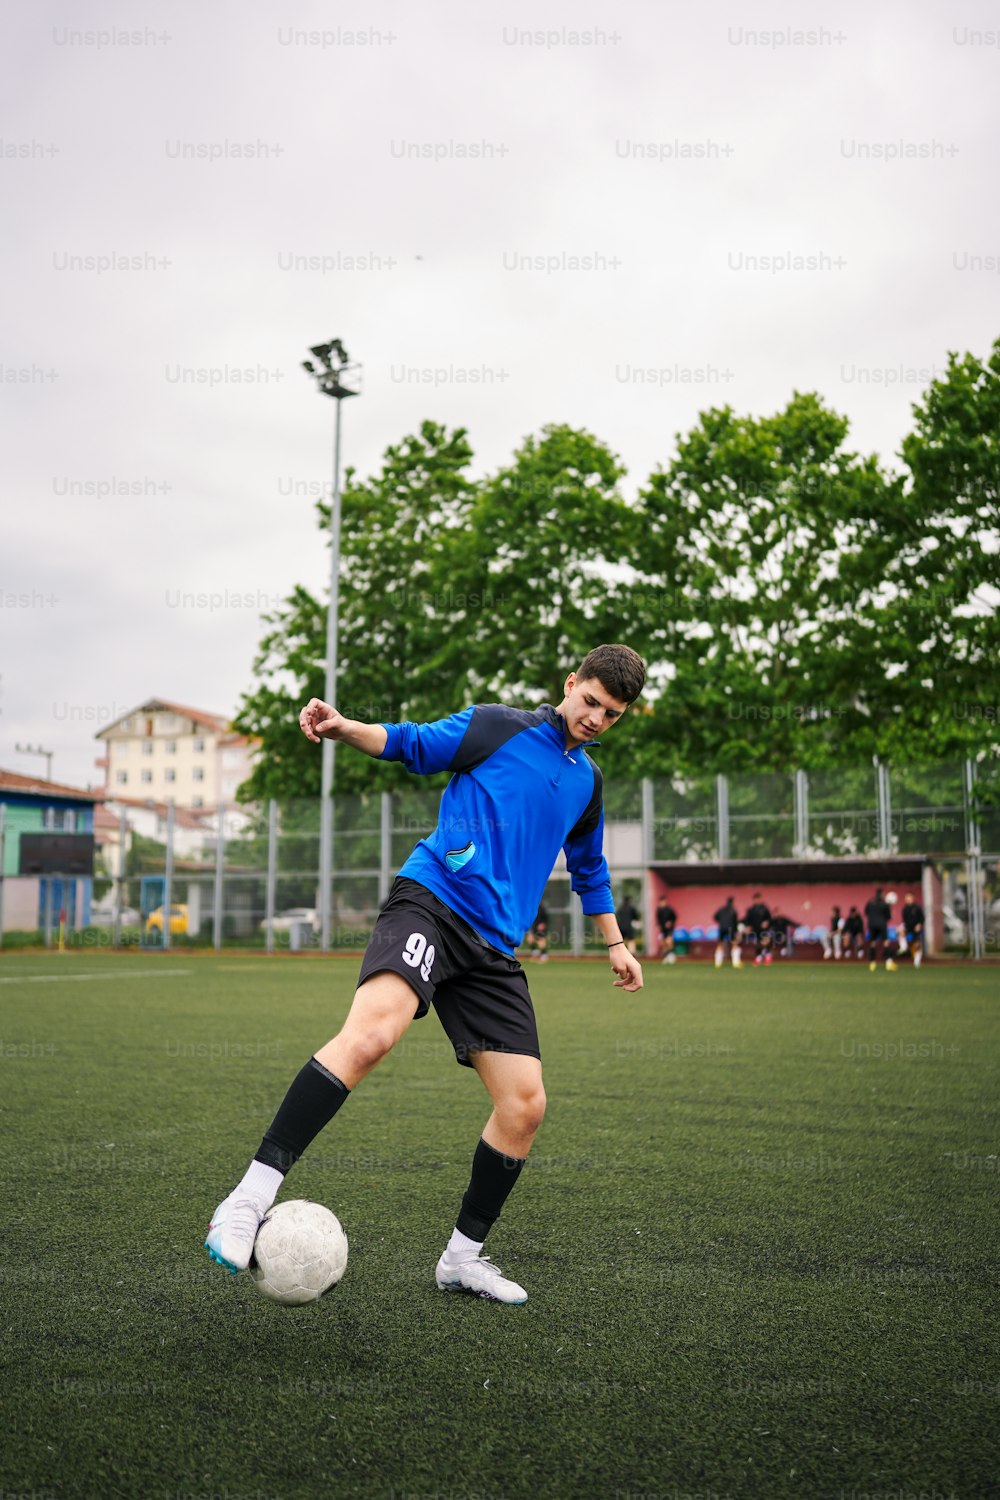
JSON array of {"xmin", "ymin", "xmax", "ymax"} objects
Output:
[{"xmin": 576, "ymin": 644, "xmax": 646, "ymax": 704}]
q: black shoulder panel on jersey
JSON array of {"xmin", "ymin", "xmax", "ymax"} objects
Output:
[
  {"xmin": 566, "ymin": 752, "xmax": 603, "ymax": 842},
  {"xmin": 447, "ymin": 703, "xmax": 547, "ymax": 774}
]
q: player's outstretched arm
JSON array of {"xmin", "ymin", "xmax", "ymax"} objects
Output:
[{"xmin": 298, "ymin": 698, "xmax": 388, "ymax": 758}]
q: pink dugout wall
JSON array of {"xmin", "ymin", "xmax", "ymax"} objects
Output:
[{"xmin": 646, "ymin": 868, "xmax": 943, "ymax": 952}]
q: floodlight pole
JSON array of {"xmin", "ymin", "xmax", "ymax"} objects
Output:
[{"xmin": 302, "ymin": 342, "xmax": 362, "ymax": 952}]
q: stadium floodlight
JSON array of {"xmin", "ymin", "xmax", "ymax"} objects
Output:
[{"xmin": 303, "ymin": 339, "xmax": 363, "ymax": 952}]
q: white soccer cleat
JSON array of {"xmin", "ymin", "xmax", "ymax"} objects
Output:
[
  {"xmin": 205, "ymin": 1193, "xmax": 266, "ymax": 1273},
  {"xmin": 435, "ymin": 1250, "xmax": 528, "ymax": 1304}
]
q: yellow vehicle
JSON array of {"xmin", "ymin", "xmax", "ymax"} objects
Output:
[{"xmin": 145, "ymin": 904, "xmax": 189, "ymax": 936}]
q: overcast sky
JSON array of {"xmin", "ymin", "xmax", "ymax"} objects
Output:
[{"xmin": 4, "ymin": 0, "xmax": 999, "ymax": 790}]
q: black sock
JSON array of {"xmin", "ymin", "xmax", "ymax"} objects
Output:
[
  {"xmin": 253, "ymin": 1057, "xmax": 350, "ymax": 1175},
  {"xmin": 455, "ymin": 1137, "xmax": 527, "ymax": 1242}
]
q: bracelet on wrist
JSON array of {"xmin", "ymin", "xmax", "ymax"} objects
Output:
[{"xmin": 607, "ymin": 940, "xmax": 625, "ymax": 948}]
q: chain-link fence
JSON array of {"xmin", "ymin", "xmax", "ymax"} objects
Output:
[{"xmin": 3, "ymin": 759, "xmax": 997, "ymax": 957}]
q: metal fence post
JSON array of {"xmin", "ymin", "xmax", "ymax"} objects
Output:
[
  {"xmin": 716, "ymin": 774, "xmax": 729, "ymax": 861},
  {"xmin": 962, "ymin": 758, "xmax": 981, "ymax": 861},
  {"xmin": 570, "ymin": 895, "xmax": 585, "ymax": 957},
  {"xmin": 319, "ymin": 793, "xmax": 333, "ymax": 952},
  {"xmin": 963, "ymin": 759, "xmax": 983, "ymax": 960},
  {"xmin": 113, "ymin": 808, "xmax": 127, "ymax": 949},
  {"xmin": 641, "ymin": 777, "xmax": 655, "ymax": 958},
  {"xmin": 379, "ymin": 792, "xmax": 392, "ymax": 908},
  {"xmin": 213, "ymin": 806, "xmax": 225, "ymax": 951},
  {"xmin": 265, "ymin": 799, "xmax": 278, "ymax": 954},
  {"xmin": 794, "ymin": 769, "xmax": 809, "ymax": 857},
  {"xmin": 641, "ymin": 778, "xmax": 654, "ymax": 864},
  {"xmin": 163, "ymin": 800, "xmax": 175, "ymax": 951},
  {"xmin": 876, "ymin": 762, "xmax": 892, "ymax": 854}
]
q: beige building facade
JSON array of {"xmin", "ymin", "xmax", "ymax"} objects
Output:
[{"xmin": 96, "ymin": 698, "xmax": 258, "ymax": 810}]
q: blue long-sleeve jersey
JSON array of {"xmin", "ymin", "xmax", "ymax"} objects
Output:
[{"xmin": 378, "ymin": 703, "xmax": 614, "ymax": 955}]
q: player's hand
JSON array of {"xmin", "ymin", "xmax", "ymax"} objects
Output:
[
  {"xmin": 612, "ymin": 948, "xmax": 643, "ymax": 992},
  {"xmin": 299, "ymin": 697, "xmax": 347, "ymax": 743}
]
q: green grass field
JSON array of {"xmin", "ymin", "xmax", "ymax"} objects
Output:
[{"xmin": 1, "ymin": 952, "xmax": 997, "ymax": 1500}]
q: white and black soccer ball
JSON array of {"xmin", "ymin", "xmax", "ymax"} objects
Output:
[{"xmin": 249, "ymin": 1199, "xmax": 348, "ymax": 1306}]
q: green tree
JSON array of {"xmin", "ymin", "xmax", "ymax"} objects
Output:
[
  {"xmin": 890, "ymin": 338, "xmax": 1000, "ymax": 762},
  {"xmin": 439, "ymin": 423, "xmax": 645, "ymax": 779},
  {"xmin": 233, "ymin": 421, "xmax": 475, "ymax": 801},
  {"xmin": 633, "ymin": 392, "xmax": 906, "ymax": 773}
]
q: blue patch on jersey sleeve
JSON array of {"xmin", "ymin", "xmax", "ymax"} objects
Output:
[{"xmin": 445, "ymin": 840, "xmax": 476, "ymax": 872}]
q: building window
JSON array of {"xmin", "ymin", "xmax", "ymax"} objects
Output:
[
  {"xmin": 165, "ymin": 769, "xmax": 176, "ymax": 784},
  {"xmin": 193, "ymin": 767, "xmax": 205, "ymax": 782},
  {"xmin": 141, "ymin": 770, "xmax": 153, "ymax": 784},
  {"xmin": 116, "ymin": 770, "xmax": 128, "ymax": 785},
  {"xmin": 192, "ymin": 795, "xmax": 204, "ymax": 808},
  {"xmin": 142, "ymin": 742, "xmax": 154, "ymax": 756},
  {"xmin": 193, "ymin": 737, "xmax": 206, "ymax": 752},
  {"xmin": 120, "ymin": 718, "xmax": 132, "ymax": 732},
  {"xmin": 166, "ymin": 740, "xmax": 177, "ymax": 754},
  {"xmin": 117, "ymin": 741, "xmax": 129, "ymax": 754}
]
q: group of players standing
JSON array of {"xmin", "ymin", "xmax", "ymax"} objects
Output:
[
  {"xmin": 652, "ymin": 887, "xmax": 926, "ymax": 970},
  {"xmin": 822, "ymin": 889, "xmax": 926, "ymax": 970},
  {"xmin": 525, "ymin": 889, "xmax": 927, "ymax": 970}
]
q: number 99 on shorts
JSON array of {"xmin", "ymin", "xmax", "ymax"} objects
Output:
[{"xmin": 401, "ymin": 931, "xmax": 436, "ymax": 982}]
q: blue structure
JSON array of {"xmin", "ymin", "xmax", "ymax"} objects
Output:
[{"xmin": 0, "ymin": 770, "xmax": 100, "ymax": 935}]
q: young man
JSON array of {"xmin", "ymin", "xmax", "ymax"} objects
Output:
[
  {"xmin": 822, "ymin": 905, "xmax": 843, "ymax": 961},
  {"xmin": 843, "ymin": 905, "xmax": 865, "ymax": 958},
  {"xmin": 206, "ymin": 644, "xmax": 646, "ymax": 1304},
  {"xmin": 900, "ymin": 892, "xmax": 925, "ymax": 967},
  {"xmin": 616, "ymin": 892, "xmax": 639, "ymax": 957},
  {"xmin": 744, "ymin": 892, "xmax": 772, "ymax": 965},
  {"xmin": 769, "ymin": 906, "xmax": 795, "ymax": 960},
  {"xmin": 713, "ymin": 896, "xmax": 739, "ymax": 968},
  {"xmin": 523, "ymin": 903, "xmax": 550, "ymax": 962},
  {"xmin": 865, "ymin": 887, "xmax": 896, "ymax": 972},
  {"xmin": 655, "ymin": 895, "xmax": 677, "ymax": 963}
]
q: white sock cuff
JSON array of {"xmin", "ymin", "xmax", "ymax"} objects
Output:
[
  {"xmin": 238, "ymin": 1159, "xmax": 284, "ymax": 1208},
  {"xmin": 446, "ymin": 1227, "xmax": 484, "ymax": 1258}
]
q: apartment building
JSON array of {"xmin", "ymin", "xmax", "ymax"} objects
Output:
[{"xmin": 95, "ymin": 698, "xmax": 258, "ymax": 809}]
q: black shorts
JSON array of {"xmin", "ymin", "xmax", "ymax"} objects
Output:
[{"xmin": 357, "ymin": 877, "xmax": 540, "ymax": 1069}]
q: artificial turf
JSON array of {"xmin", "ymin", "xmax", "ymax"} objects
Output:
[{"xmin": 1, "ymin": 951, "xmax": 997, "ymax": 1500}]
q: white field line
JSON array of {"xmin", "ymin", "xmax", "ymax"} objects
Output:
[{"xmin": 0, "ymin": 969, "xmax": 193, "ymax": 984}]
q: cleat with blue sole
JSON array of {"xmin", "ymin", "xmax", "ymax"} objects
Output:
[{"xmin": 205, "ymin": 1193, "xmax": 266, "ymax": 1274}]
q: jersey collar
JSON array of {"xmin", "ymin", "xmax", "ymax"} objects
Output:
[{"xmin": 538, "ymin": 702, "xmax": 602, "ymax": 751}]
